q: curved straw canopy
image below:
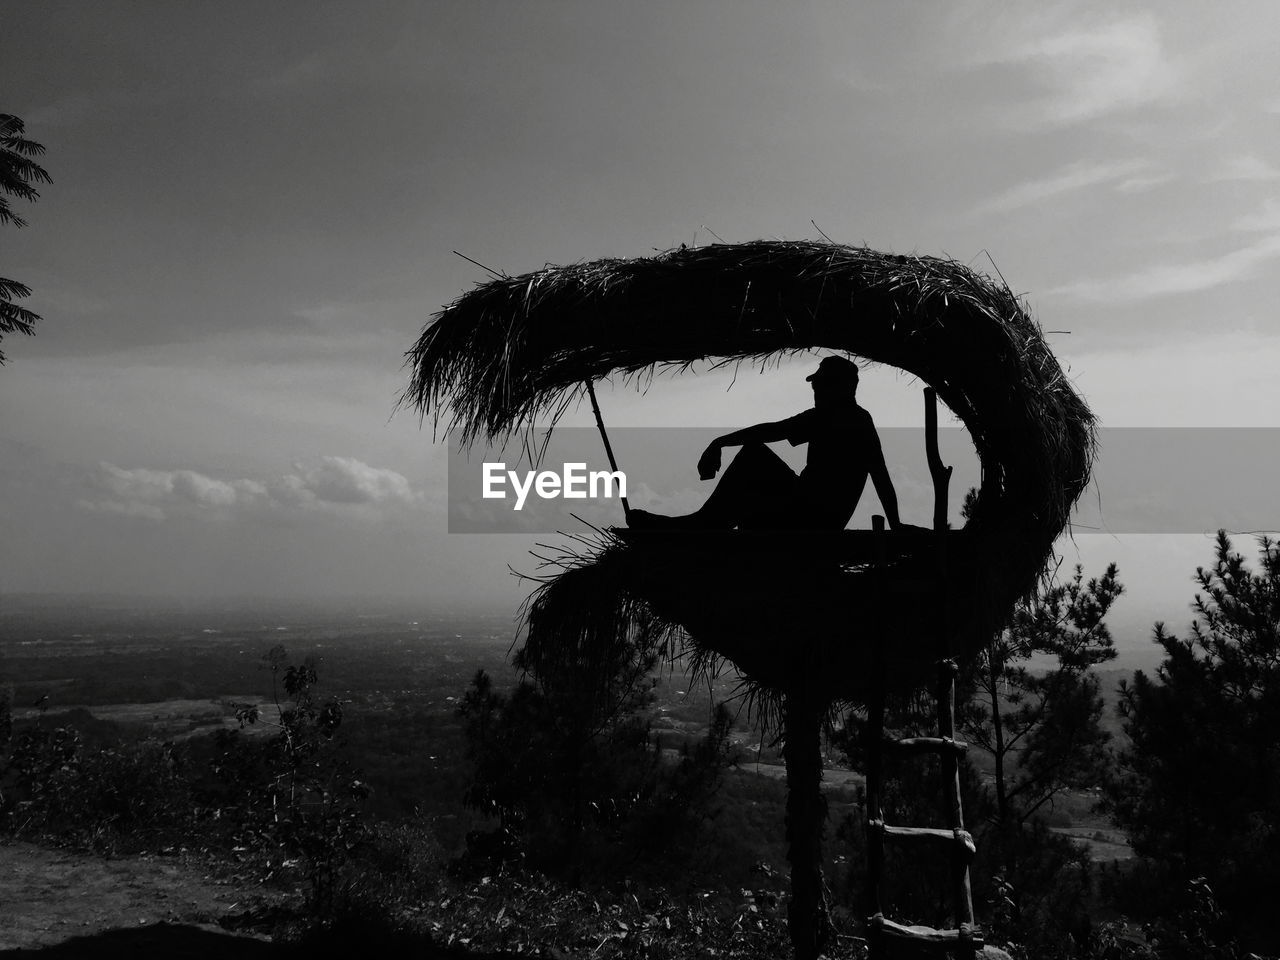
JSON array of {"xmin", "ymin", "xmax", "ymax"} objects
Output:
[{"xmin": 405, "ymin": 241, "xmax": 1096, "ymax": 701}]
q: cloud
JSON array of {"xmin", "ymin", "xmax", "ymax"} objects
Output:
[
  {"xmin": 279, "ymin": 456, "xmax": 416, "ymax": 506},
  {"xmin": 172, "ymin": 471, "xmax": 263, "ymax": 507},
  {"xmin": 1052, "ymin": 194, "xmax": 1280, "ymax": 302},
  {"xmin": 76, "ymin": 497, "xmax": 167, "ymax": 522},
  {"xmin": 1210, "ymin": 154, "xmax": 1280, "ymax": 182},
  {"xmin": 1233, "ymin": 198, "xmax": 1280, "ymax": 233},
  {"xmin": 1114, "ymin": 172, "xmax": 1175, "ymax": 194},
  {"xmin": 979, "ymin": 160, "xmax": 1150, "ymax": 214},
  {"xmin": 967, "ymin": 12, "xmax": 1176, "ymax": 127},
  {"xmin": 99, "ymin": 464, "xmax": 180, "ymax": 503},
  {"xmin": 81, "ymin": 457, "xmax": 419, "ymax": 520},
  {"xmin": 1050, "ymin": 232, "xmax": 1280, "ymax": 302}
]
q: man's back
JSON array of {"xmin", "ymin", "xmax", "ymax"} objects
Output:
[{"xmin": 780, "ymin": 403, "xmax": 883, "ymax": 529}]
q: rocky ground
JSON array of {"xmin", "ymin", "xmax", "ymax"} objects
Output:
[{"xmin": 0, "ymin": 841, "xmax": 288, "ymax": 955}]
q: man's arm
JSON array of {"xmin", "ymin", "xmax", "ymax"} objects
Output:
[
  {"xmin": 870, "ymin": 457, "xmax": 902, "ymax": 530},
  {"xmin": 697, "ymin": 420, "xmax": 794, "ymax": 479},
  {"xmin": 713, "ymin": 420, "xmax": 793, "ymax": 448},
  {"xmin": 864, "ymin": 415, "xmax": 902, "ymax": 530}
]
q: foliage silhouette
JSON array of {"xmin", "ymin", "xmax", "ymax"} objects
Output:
[
  {"xmin": 1108, "ymin": 531, "xmax": 1280, "ymax": 952},
  {"xmin": 457, "ymin": 662, "xmax": 736, "ymax": 884},
  {"xmin": 227, "ymin": 646, "xmax": 370, "ymax": 913},
  {"xmin": 960, "ymin": 562, "xmax": 1122, "ymax": 825},
  {"xmin": 0, "ymin": 114, "xmax": 51, "ymax": 363}
]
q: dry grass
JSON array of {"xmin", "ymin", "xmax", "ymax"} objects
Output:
[{"xmin": 405, "ymin": 241, "xmax": 1096, "ymax": 702}]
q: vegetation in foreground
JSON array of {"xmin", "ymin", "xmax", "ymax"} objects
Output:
[{"xmin": 1, "ymin": 533, "xmax": 1276, "ymax": 958}]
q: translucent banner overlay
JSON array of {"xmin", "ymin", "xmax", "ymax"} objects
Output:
[{"xmin": 447, "ymin": 428, "xmax": 1280, "ymax": 535}]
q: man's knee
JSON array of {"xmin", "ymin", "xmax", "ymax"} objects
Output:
[
  {"xmin": 725, "ymin": 442, "xmax": 791, "ymax": 483},
  {"xmin": 734, "ymin": 442, "xmax": 774, "ymax": 462},
  {"xmin": 723, "ymin": 442, "xmax": 774, "ymax": 475}
]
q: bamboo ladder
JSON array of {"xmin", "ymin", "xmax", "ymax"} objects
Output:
[{"xmin": 864, "ymin": 388, "xmax": 983, "ymax": 959}]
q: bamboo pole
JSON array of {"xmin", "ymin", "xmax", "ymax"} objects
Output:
[{"xmin": 584, "ymin": 380, "xmax": 631, "ymax": 519}]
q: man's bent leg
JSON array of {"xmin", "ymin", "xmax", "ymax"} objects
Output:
[
  {"xmin": 629, "ymin": 443, "xmax": 798, "ymax": 529},
  {"xmin": 693, "ymin": 443, "xmax": 797, "ymax": 527},
  {"xmin": 628, "ymin": 443, "xmax": 798, "ymax": 529}
]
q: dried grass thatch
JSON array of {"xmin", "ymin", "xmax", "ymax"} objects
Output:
[
  {"xmin": 519, "ymin": 527, "xmax": 987, "ymax": 709},
  {"xmin": 405, "ymin": 241, "xmax": 1095, "ymax": 702}
]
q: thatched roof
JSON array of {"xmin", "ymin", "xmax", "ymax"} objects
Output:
[{"xmin": 405, "ymin": 240, "xmax": 1096, "ymax": 701}]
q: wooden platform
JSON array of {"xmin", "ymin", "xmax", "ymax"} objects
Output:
[
  {"xmin": 580, "ymin": 524, "xmax": 987, "ymax": 701},
  {"xmin": 612, "ymin": 525, "xmax": 968, "ymax": 566}
]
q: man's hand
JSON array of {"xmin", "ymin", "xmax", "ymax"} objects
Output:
[{"xmin": 697, "ymin": 442, "xmax": 722, "ymax": 480}]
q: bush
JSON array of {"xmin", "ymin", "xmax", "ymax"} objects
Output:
[
  {"xmin": 210, "ymin": 646, "xmax": 371, "ymax": 913},
  {"xmin": 1, "ymin": 645, "xmax": 371, "ymax": 917},
  {"xmin": 457, "ymin": 668, "xmax": 738, "ymax": 883},
  {"xmin": 0, "ymin": 718, "xmax": 192, "ymax": 850},
  {"xmin": 977, "ymin": 820, "xmax": 1095, "ymax": 955}
]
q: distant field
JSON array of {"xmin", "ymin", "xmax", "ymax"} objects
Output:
[
  {"xmin": 1, "ymin": 595, "xmax": 1131, "ymax": 861},
  {"xmin": 0, "ymin": 597, "xmax": 518, "ymax": 708}
]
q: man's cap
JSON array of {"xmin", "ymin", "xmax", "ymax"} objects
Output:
[{"xmin": 806, "ymin": 355, "xmax": 860, "ymax": 384}]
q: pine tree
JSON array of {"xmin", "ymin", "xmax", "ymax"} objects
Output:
[
  {"xmin": 0, "ymin": 114, "xmax": 52, "ymax": 363},
  {"xmin": 961, "ymin": 562, "xmax": 1122, "ymax": 826},
  {"xmin": 1108, "ymin": 531, "xmax": 1279, "ymax": 943}
]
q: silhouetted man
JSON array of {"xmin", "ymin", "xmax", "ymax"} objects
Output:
[{"xmin": 628, "ymin": 356, "xmax": 902, "ymax": 531}]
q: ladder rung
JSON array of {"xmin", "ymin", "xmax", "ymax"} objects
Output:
[
  {"xmin": 870, "ymin": 822, "xmax": 977, "ymax": 857},
  {"xmin": 889, "ymin": 736, "xmax": 967, "ymax": 755},
  {"xmin": 871, "ymin": 577, "xmax": 934, "ymax": 593},
  {"xmin": 870, "ymin": 914, "xmax": 982, "ymax": 945}
]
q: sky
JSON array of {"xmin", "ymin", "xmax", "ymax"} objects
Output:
[{"xmin": 2, "ymin": 3, "xmax": 1278, "ymax": 661}]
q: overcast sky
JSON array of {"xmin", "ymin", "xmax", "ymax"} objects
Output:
[{"xmin": 2, "ymin": 3, "xmax": 1278, "ymax": 654}]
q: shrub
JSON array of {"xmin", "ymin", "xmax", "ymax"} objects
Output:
[
  {"xmin": 457, "ymin": 668, "xmax": 738, "ymax": 883},
  {"xmin": 215, "ymin": 646, "xmax": 371, "ymax": 913},
  {"xmin": 0, "ymin": 720, "xmax": 192, "ymax": 850}
]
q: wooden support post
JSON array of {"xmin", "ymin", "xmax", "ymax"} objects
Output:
[
  {"xmin": 783, "ymin": 694, "xmax": 833, "ymax": 960},
  {"xmin": 867, "ymin": 512, "xmax": 886, "ymax": 957},
  {"xmin": 937, "ymin": 659, "xmax": 980, "ymax": 956},
  {"xmin": 865, "ymin": 659, "xmax": 886, "ymax": 957},
  {"xmin": 925, "ymin": 387, "xmax": 981, "ymax": 955},
  {"xmin": 923, "ymin": 388, "xmax": 952, "ymax": 534},
  {"xmin": 861, "ymin": 406, "xmax": 983, "ymax": 956}
]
